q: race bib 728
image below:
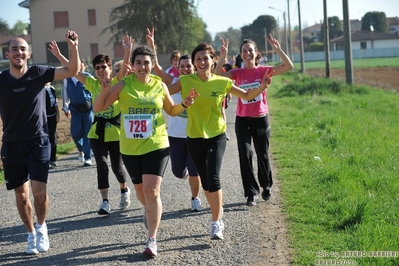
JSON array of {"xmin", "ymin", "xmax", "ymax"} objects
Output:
[{"xmin": 124, "ymin": 114, "xmax": 154, "ymax": 139}]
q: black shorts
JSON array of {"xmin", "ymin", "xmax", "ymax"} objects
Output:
[
  {"xmin": 1, "ymin": 137, "xmax": 50, "ymax": 190},
  {"xmin": 122, "ymin": 148, "xmax": 169, "ymax": 184}
]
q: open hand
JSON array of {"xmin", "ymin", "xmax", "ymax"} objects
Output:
[
  {"xmin": 47, "ymin": 40, "xmax": 60, "ymax": 57},
  {"xmin": 266, "ymin": 33, "xmax": 280, "ymax": 50},
  {"xmin": 146, "ymin": 27, "xmax": 155, "ymax": 49},
  {"xmin": 220, "ymin": 38, "xmax": 229, "ymax": 58},
  {"xmin": 100, "ymin": 77, "xmax": 112, "ymax": 91},
  {"xmin": 260, "ymin": 68, "xmax": 274, "ymax": 90},
  {"xmin": 183, "ymin": 88, "xmax": 200, "ymax": 107},
  {"xmin": 122, "ymin": 35, "xmax": 134, "ymax": 50}
]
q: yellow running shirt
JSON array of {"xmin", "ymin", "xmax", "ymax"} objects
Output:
[
  {"xmin": 180, "ymin": 74, "xmax": 232, "ymax": 139},
  {"xmin": 119, "ymin": 74, "xmax": 169, "ymax": 155},
  {"xmin": 85, "ymin": 76, "xmax": 121, "ymax": 141}
]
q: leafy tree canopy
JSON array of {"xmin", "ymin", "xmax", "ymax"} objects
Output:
[
  {"xmin": 12, "ymin": 20, "xmax": 29, "ymax": 36},
  {"xmin": 0, "ymin": 18, "xmax": 11, "ymax": 35},
  {"xmin": 104, "ymin": 0, "xmax": 211, "ymax": 54},
  {"xmin": 214, "ymin": 27, "xmax": 241, "ymax": 55},
  {"xmin": 361, "ymin": 11, "xmax": 387, "ymax": 32},
  {"xmin": 319, "ymin": 16, "xmax": 343, "ymax": 42},
  {"xmin": 240, "ymin": 15, "xmax": 277, "ymax": 53}
]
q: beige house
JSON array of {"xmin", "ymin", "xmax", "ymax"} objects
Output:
[{"xmin": 19, "ymin": 0, "xmax": 125, "ymax": 65}]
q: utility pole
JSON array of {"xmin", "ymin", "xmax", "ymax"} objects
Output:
[
  {"xmin": 264, "ymin": 28, "xmax": 268, "ymax": 61},
  {"xmin": 343, "ymin": 0, "xmax": 353, "ymax": 84},
  {"xmin": 287, "ymin": 0, "xmax": 293, "ymax": 61},
  {"xmin": 269, "ymin": 7, "xmax": 288, "ymax": 58},
  {"xmin": 298, "ymin": 0, "xmax": 304, "ymax": 73},
  {"xmin": 323, "ymin": 0, "xmax": 331, "ymax": 78}
]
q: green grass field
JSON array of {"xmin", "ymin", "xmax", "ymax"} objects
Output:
[
  {"xmin": 293, "ymin": 57, "xmax": 399, "ymax": 70},
  {"xmin": 269, "ymin": 72, "xmax": 399, "ymax": 265}
]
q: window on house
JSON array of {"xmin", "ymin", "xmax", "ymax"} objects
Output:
[
  {"xmin": 88, "ymin": 9, "xmax": 96, "ymax": 26},
  {"xmin": 114, "ymin": 42, "xmax": 124, "ymax": 59},
  {"xmin": 46, "ymin": 42, "xmax": 68, "ymax": 64},
  {"xmin": 91, "ymin": 43, "xmax": 99, "ymax": 59},
  {"xmin": 54, "ymin": 11, "xmax": 69, "ymax": 28},
  {"xmin": 360, "ymin": 42, "xmax": 367, "ymax": 49},
  {"xmin": 2, "ymin": 47, "xmax": 8, "ymax": 59}
]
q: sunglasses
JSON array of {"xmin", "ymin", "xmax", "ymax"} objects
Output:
[
  {"xmin": 114, "ymin": 68, "xmax": 120, "ymax": 73},
  {"xmin": 94, "ymin": 65, "xmax": 108, "ymax": 71}
]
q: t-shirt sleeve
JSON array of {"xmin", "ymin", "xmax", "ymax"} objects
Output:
[
  {"xmin": 84, "ymin": 75, "xmax": 96, "ymax": 92},
  {"xmin": 36, "ymin": 65, "xmax": 56, "ymax": 83},
  {"xmin": 229, "ymin": 68, "xmax": 240, "ymax": 83},
  {"xmin": 226, "ymin": 78, "xmax": 233, "ymax": 93}
]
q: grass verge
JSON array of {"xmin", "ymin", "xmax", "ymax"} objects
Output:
[{"xmin": 269, "ymin": 73, "xmax": 399, "ymax": 265}]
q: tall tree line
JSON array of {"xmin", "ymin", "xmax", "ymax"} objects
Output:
[{"xmin": 102, "ymin": 0, "xmax": 212, "ymax": 54}]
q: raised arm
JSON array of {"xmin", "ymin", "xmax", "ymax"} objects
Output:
[
  {"xmin": 214, "ymin": 38, "xmax": 232, "ymax": 78},
  {"xmin": 48, "ymin": 40, "xmax": 87, "ymax": 84},
  {"xmin": 53, "ymin": 30, "xmax": 80, "ymax": 81},
  {"xmin": 163, "ymin": 85, "xmax": 199, "ymax": 116},
  {"xmin": 146, "ymin": 27, "xmax": 174, "ymax": 85},
  {"xmin": 230, "ymin": 68, "xmax": 273, "ymax": 100},
  {"xmin": 93, "ymin": 77, "xmax": 124, "ymax": 112},
  {"xmin": 267, "ymin": 33, "xmax": 294, "ymax": 75},
  {"xmin": 116, "ymin": 35, "xmax": 134, "ymax": 81},
  {"xmin": 167, "ymin": 78, "xmax": 183, "ymax": 95}
]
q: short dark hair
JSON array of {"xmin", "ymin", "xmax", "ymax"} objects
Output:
[
  {"xmin": 7, "ymin": 37, "xmax": 28, "ymax": 51},
  {"xmin": 178, "ymin": 54, "xmax": 190, "ymax": 65},
  {"xmin": 191, "ymin": 43, "xmax": 216, "ymax": 63},
  {"xmin": 131, "ymin": 45, "xmax": 155, "ymax": 63},
  {"xmin": 92, "ymin": 54, "xmax": 112, "ymax": 68}
]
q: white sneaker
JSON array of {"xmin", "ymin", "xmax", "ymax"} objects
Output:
[
  {"xmin": 78, "ymin": 151, "xmax": 84, "ymax": 162},
  {"xmin": 211, "ymin": 221, "xmax": 224, "ymax": 240},
  {"xmin": 182, "ymin": 171, "xmax": 189, "ymax": 180},
  {"xmin": 98, "ymin": 201, "xmax": 111, "ymax": 215},
  {"xmin": 35, "ymin": 224, "xmax": 49, "ymax": 253},
  {"xmin": 120, "ymin": 187, "xmax": 131, "ymax": 209},
  {"xmin": 143, "ymin": 237, "xmax": 157, "ymax": 257},
  {"xmin": 191, "ymin": 197, "xmax": 202, "ymax": 212},
  {"xmin": 26, "ymin": 233, "xmax": 38, "ymax": 255},
  {"xmin": 83, "ymin": 159, "xmax": 92, "ymax": 166}
]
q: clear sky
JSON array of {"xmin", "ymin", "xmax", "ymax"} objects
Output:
[{"xmin": 2, "ymin": 0, "xmax": 397, "ymax": 37}]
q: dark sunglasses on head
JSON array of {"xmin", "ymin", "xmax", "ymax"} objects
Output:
[{"xmin": 95, "ymin": 65, "xmax": 108, "ymax": 70}]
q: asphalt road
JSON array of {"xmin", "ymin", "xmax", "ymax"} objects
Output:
[{"xmin": 0, "ymin": 98, "xmax": 291, "ymax": 266}]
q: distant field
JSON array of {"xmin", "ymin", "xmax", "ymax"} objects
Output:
[{"xmin": 293, "ymin": 57, "xmax": 399, "ymax": 70}]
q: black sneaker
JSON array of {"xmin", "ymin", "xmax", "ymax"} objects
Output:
[
  {"xmin": 246, "ymin": 195, "xmax": 258, "ymax": 206},
  {"xmin": 262, "ymin": 187, "xmax": 271, "ymax": 201}
]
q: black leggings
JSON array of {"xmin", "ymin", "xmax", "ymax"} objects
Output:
[
  {"xmin": 90, "ymin": 139, "xmax": 127, "ymax": 189},
  {"xmin": 187, "ymin": 133, "xmax": 227, "ymax": 192}
]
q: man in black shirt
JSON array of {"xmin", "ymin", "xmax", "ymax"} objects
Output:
[{"xmin": 0, "ymin": 30, "xmax": 80, "ymax": 255}]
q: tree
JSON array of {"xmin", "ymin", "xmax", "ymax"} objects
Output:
[
  {"xmin": 12, "ymin": 20, "xmax": 28, "ymax": 36},
  {"xmin": 319, "ymin": 16, "xmax": 343, "ymax": 43},
  {"xmin": 103, "ymin": 0, "xmax": 210, "ymax": 54},
  {"xmin": 0, "ymin": 18, "xmax": 11, "ymax": 35},
  {"xmin": 361, "ymin": 11, "xmax": 387, "ymax": 32},
  {"xmin": 213, "ymin": 27, "xmax": 241, "ymax": 55},
  {"xmin": 240, "ymin": 15, "xmax": 277, "ymax": 53},
  {"xmin": 179, "ymin": 15, "xmax": 212, "ymax": 54}
]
